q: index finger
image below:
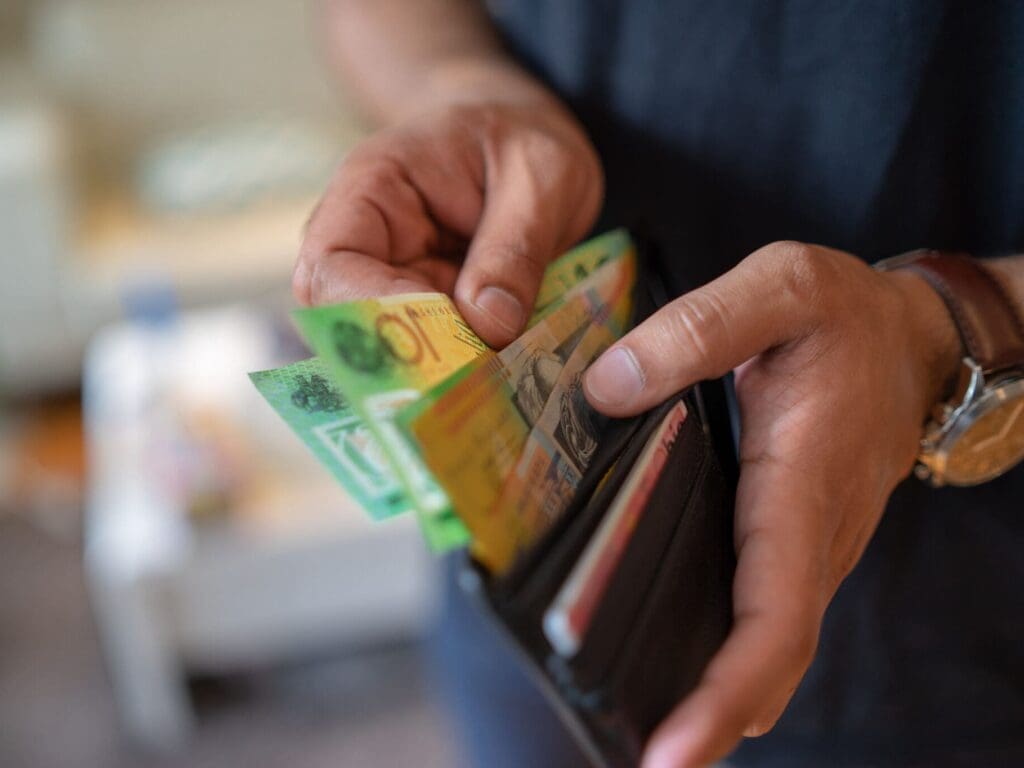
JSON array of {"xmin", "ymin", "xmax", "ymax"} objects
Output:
[
  {"xmin": 293, "ymin": 139, "xmax": 479, "ymax": 305},
  {"xmin": 293, "ymin": 244, "xmax": 455, "ymax": 306}
]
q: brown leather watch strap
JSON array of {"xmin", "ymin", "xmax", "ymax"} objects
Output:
[{"xmin": 887, "ymin": 250, "xmax": 1024, "ymax": 372}]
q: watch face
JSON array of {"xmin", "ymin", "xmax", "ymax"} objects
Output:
[{"xmin": 944, "ymin": 385, "xmax": 1024, "ymax": 486}]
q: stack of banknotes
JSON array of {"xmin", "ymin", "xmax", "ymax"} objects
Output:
[{"xmin": 250, "ymin": 230, "xmax": 637, "ymax": 575}]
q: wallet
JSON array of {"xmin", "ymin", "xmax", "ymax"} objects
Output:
[{"xmin": 458, "ymin": 247, "xmax": 739, "ymax": 768}]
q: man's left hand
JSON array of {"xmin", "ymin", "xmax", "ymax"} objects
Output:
[{"xmin": 582, "ymin": 241, "xmax": 962, "ymax": 768}]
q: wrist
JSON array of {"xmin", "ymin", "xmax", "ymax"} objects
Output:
[
  {"xmin": 402, "ymin": 56, "xmax": 601, "ymax": 182},
  {"xmin": 884, "ymin": 268, "xmax": 964, "ymax": 417},
  {"xmin": 883, "ymin": 252, "xmax": 1024, "ymax": 420},
  {"xmin": 398, "ymin": 56, "xmax": 564, "ymax": 122}
]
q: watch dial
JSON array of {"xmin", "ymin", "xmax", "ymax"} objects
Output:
[{"xmin": 945, "ymin": 394, "xmax": 1024, "ymax": 485}]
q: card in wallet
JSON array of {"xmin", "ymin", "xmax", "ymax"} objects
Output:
[{"xmin": 458, "ymin": 251, "xmax": 738, "ymax": 768}]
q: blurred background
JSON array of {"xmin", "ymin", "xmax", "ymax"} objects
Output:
[{"xmin": 0, "ymin": 1, "xmax": 457, "ymax": 765}]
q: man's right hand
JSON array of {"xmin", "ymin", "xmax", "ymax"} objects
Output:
[{"xmin": 293, "ymin": 96, "xmax": 603, "ymax": 348}]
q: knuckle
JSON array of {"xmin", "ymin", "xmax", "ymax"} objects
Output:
[
  {"xmin": 662, "ymin": 289, "xmax": 732, "ymax": 375},
  {"xmin": 293, "ymin": 253, "xmax": 323, "ymax": 305},
  {"xmin": 762, "ymin": 240, "xmax": 838, "ymax": 310},
  {"xmin": 476, "ymin": 240, "xmax": 548, "ymax": 287},
  {"xmin": 498, "ymin": 130, "xmax": 576, "ymax": 201},
  {"xmin": 441, "ymin": 102, "xmax": 477, "ymax": 127},
  {"xmin": 467, "ymin": 103, "xmax": 513, "ymax": 143},
  {"xmin": 525, "ymin": 129, "xmax": 572, "ymax": 168},
  {"xmin": 291, "ymin": 261, "xmax": 310, "ymax": 305},
  {"xmin": 293, "ymin": 231, "xmax": 323, "ymax": 306},
  {"xmin": 351, "ymin": 154, "xmax": 407, "ymax": 197},
  {"xmin": 337, "ymin": 138, "xmax": 392, "ymax": 179},
  {"xmin": 533, "ymin": 145, "xmax": 574, "ymax": 194},
  {"xmin": 516, "ymin": 242, "xmax": 550, "ymax": 276}
]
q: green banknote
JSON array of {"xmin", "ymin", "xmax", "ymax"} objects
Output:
[
  {"xmin": 530, "ymin": 228, "xmax": 632, "ymax": 321},
  {"xmin": 248, "ymin": 357, "xmax": 410, "ymax": 520},
  {"xmin": 292, "ymin": 292, "xmax": 485, "ymax": 549}
]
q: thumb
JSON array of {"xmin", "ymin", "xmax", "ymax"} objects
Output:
[
  {"xmin": 453, "ymin": 152, "xmax": 592, "ymax": 347},
  {"xmin": 583, "ymin": 243, "xmax": 831, "ymax": 416}
]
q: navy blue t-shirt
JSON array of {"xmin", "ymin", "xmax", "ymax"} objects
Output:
[{"xmin": 484, "ymin": 2, "xmax": 1024, "ymax": 765}]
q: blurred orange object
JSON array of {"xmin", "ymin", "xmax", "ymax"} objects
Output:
[{"xmin": 3, "ymin": 396, "xmax": 85, "ymax": 531}]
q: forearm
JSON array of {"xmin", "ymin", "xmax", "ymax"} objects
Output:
[{"xmin": 322, "ymin": 0, "xmax": 556, "ymax": 125}]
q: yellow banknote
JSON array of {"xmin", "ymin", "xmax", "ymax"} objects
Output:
[
  {"xmin": 473, "ymin": 321, "xmax": 616, "ymax": 572},
  {"xmin": 408, "ymin": 250, "xmax": 636, "ymax": 566}
]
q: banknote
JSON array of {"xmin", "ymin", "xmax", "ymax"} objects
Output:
[
  {"xmin": 543, "ymin": 401, "xmax": 688, "ymax": 657},
  {"xmin": 405, "ymin": 240, "xmax": 637, "ymax": 432},
  {"xmin": 252, "ymin": 230, "xmax": 635, "ymax": 551},
  {"xmin": 292, "ymin": 292, "xmax": 486, "ymax": 549},
  {"xmin": 404, "ymin": 250, "xmax": 636, "ymax": 564},
  {"xmin": 530, "ymin": 228, "xmax": 632, "ymax": 323},
  {"xmin": 466, "ymin": 321, "xmax": 616, "ymax": 573},
  {"xmin": 248, "ymin": 357, "xmax": 411, "ymax": 520}
]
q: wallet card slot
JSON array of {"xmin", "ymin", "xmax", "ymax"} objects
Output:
[
  {"xmin": 493, "ymin": 410, "xmax": 645, "ymax": 599},
  {"xmin": 552, "ymin": 408, "xmax": 710, "ymax": 689},
  {"xmin": 605, "ymin": 448, "xmax": 733, "ymax": 740},
  {"xmin": 455, "ymin": 560, "xmax": 630, "ymax": 768},
  {"xmin": 489, "ymin": 397, "xmax": 685, "ymax": 651},
  {"xmin": 559, "ymin": 425, "xmax": 734, "ymax": 753}
]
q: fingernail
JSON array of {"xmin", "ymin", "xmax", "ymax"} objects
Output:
[
  {"xmin": 586, "ymin": 346, "xmax": 644, "ymax": 405},
  {"xmin": 473, "ymin": 286, "xmax": 524, "ymax": 335}
]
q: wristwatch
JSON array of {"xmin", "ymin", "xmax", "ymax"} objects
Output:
[{"xmin": 877, "ymin": 250, "xmax": 1024, "ymax": 487}]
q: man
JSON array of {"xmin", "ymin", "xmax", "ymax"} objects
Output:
[{"xmin": 295, "ymin": 2, "xmax": 1024, "ymax": 766}]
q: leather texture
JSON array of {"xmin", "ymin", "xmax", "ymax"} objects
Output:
[
  {"xmin": 898, "ymin": 251, "xmax": 1024, "ymax": 373},
  {"xmin": 464, "ymin": 389, "xmax": 735, "ymax": 768}
]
